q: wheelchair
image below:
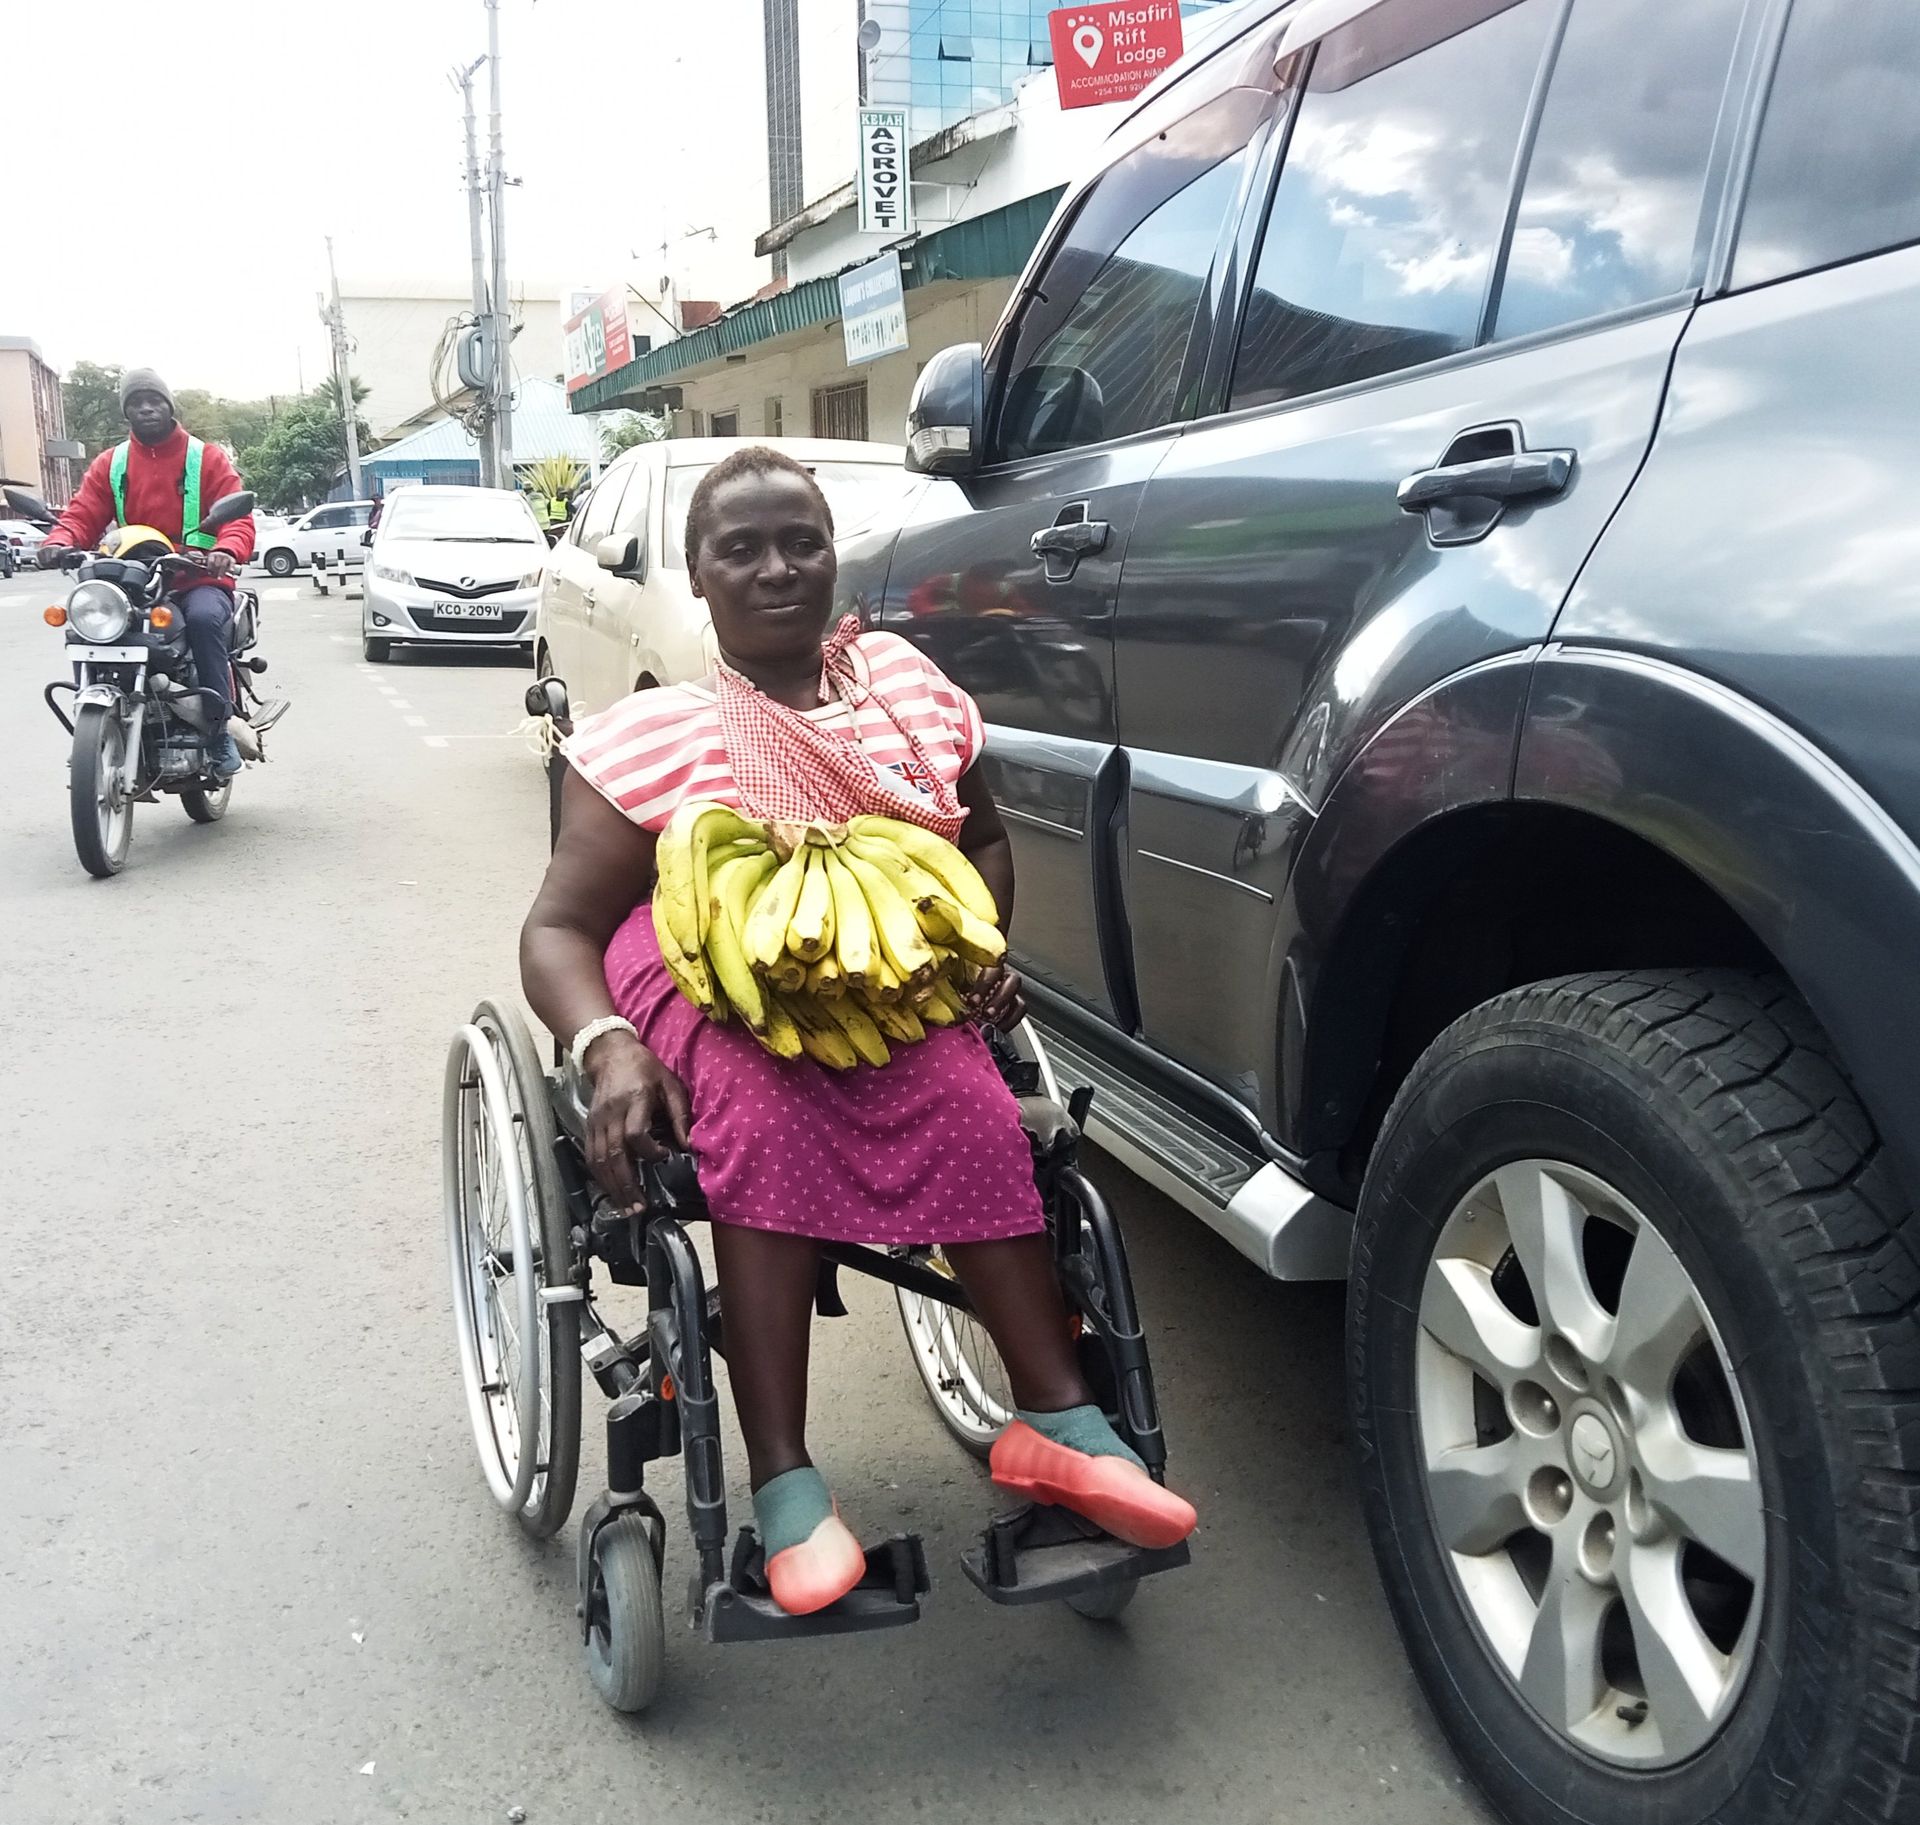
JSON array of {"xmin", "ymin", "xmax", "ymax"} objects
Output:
[{"xmin": 442, "ymin": 997, "xmax": 1190, "ymax": 1712}]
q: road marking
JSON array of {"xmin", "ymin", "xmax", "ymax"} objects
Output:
[
  {"xmin": 388, "ymin": 699, "xmax": 413, "ymax": 709},
  {"xmin": 404, "ymin": 715, "xmax": 428, "ymax": 727},
  {"xmin": 423, "ymin": 736, "xmax": 449, "ymax": 749}
]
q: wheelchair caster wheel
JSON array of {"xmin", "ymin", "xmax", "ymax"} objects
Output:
[
  {"xmin": 1065, "ymin": 1582, "xmax": 1137, "ymax": 1621},
  {"xmin": 584, "ymin": 1512, "xmax": 665, "ymax": 1713}
]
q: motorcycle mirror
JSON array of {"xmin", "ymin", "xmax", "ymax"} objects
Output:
[
  {"xmin": 3, "ymin": 485, "xmax": 57, "ymax": 525},
  {"xmin": 524, "ymin": 676, "xmax": 572, "ymax": 731},
  {"xmin": 194, "ymin": 490, "xmax": 257, "ymax": 536}
]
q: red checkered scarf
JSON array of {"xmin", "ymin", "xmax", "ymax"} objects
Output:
[{"xmin": 714, "ymin": 616, "xmax": 968, "ymax": 840}]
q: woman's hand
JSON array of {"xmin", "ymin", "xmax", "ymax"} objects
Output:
[
  {"xmin": 965, "ymin": 962, "xmax": 1027, "ymax": 1032},
  {"xmin": 583, "ymin": 1031, "xmax": 693, "ymax": 1214}
]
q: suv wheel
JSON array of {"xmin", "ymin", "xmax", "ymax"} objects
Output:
[
  {"xmin": 264, "ymin": 548, "xmax": 295, "ymax": 578},
  {"xmin": 1350, "ymin": 971, "xmax": 1919, "ymax": 1824}
]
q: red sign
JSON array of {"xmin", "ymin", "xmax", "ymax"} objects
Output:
[
  {"xmin": 1048, "ymin": 2, "xmax": 1185, "ymax": 111},
  {"xmin": 563, "ymin": 288, "xmax": 634, "ymax": 395}
]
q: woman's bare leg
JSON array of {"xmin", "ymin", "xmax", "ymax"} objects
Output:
[
  {"xmin": 709, "ymin": 1221, "xmax": 821, "ymax": 1490},
  {"xmin": 942, "ymin": 1231, "xmax": 1092, "ymax": 1412}
]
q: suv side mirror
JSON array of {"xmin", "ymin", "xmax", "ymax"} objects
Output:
[
  {"xmin": 361, "ymin": 528, "xmax": 373, "ymax": 546},
  {"xmin": 905, "ymin": 342, "xmax": 985, "ymax": 476},
  {"xmin": 596, "ymin": 533, "xmax": 645, "ymax": 581}
]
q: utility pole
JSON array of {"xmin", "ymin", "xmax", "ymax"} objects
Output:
[
  {"xmin": 452, "ymin": 54, "xmax": 497, "ymax": 487},
  {"xmin": 321, "ymin": 235, "xmax": 364, "ymax": 499},
  {"xmin": 485, "ymin": 0, "xmax": 513, "ymax": 481}
]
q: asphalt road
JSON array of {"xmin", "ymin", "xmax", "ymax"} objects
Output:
[{"xmin": 0, "ymin": 566, "xmax": 1491, "ymax": 1825}]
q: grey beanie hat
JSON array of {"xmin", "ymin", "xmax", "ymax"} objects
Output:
[{"xmin": 119, "ymin": 367, "xmax": 174, "ymax": 414}]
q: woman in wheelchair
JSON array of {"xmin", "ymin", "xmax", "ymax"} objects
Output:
[{"xmin": 521, "ymin": 447, "xmax": 1196, "ymax": 1617}]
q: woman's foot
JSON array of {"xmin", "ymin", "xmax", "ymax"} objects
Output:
[
  {"xmin": 753, "ymin": 1466, "xmax": 865, "ymax": 1615},
  {"xmin": 990, "ymin": 1406, "xmax": 1198, "ymax": 1550}
]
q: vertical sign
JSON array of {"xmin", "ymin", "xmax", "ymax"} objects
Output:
[
  {"xmin": 564, "ymin": 288, "xmax": 636, "ymax": 394},
  {"xmin": 857, "ymin": 107, "xmax": 913, "ymax": 236},
  {"xmin": 1048, "ymin": 2, "xmax": 1185, "ymax": 110},
  {"xmin": 839, "ymin": 252, "xmax": 910, "ymax": 366}
]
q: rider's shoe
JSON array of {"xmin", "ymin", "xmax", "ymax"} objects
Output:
[
  {"xmin": 211, "ymin": 732, "xmax": 244, "ymax": 779},
  {"xmin": 754, "ymin": 1466, "xmax": 866, "ymax": 1616},
  {"xmin": 989, "ymin": 1419, "xmax": 1198, "ymax": 1550}
]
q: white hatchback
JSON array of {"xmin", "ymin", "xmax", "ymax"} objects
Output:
[
  {"xmin": 535, "ymin": 437, "xmax": 915, "ymax": 719},
  {"xmin": 360, "ymin": 485, "xmax": 547, "ymax": 663}
]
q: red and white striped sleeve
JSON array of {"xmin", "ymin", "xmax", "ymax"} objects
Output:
[
  {"xmin": 558, "ymin": 688, "xmax": 741, "ymax": 830},
  {"xmin": 855, "ymin": 632, "xmax": 986, "ymax": 774}
]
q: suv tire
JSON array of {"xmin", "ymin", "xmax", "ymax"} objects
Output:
[
  {"xmin": 263, "ymin": 548, "xmax": 295, "ymax": 578},
  {"xmin": 1350, "ymin": 970, "xmax": 1919, "ymax": 1825}
]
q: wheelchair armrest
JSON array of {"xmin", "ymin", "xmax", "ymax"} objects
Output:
[{"xmin": 1017, "ymin": 1095, "xmax": 1079, "ymax": 1154}]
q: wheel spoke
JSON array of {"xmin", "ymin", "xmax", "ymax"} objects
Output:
[
  {"xmin": 1422, "ymin": 1256, "xmax": 1539, "ymax": 1387},
  {"xmin": 1607, "ymin": 1227, "xmax": 1705, "ymax": 1399},
  {"xmin": 1494, "ymin": 1165, "xmax": 1613, "ymax": 1359},
  {"xmin": 1619, "ymin": 1537, "xmax": 1728, "ymax": 1760},
  {"xmin": 1427, "ymin": 1437, "xmax": 1529, "ymax": 1555},
  {"xmin": 1517, "ymin": 1536, "xmax": 1612, "ymax": 1735},
  {"xmin": 1640, "ymin": 1432, "xmax": 1765, "ymax": 1583}
]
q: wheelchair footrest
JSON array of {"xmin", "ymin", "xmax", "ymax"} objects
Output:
[
  {"xmin": 960, "ymin": 1502, "xmax": 1190, "ymax": 1607},
  {"xmin": 695, "ymin": 1528, "xmax": 930, "ymax": 1643}
]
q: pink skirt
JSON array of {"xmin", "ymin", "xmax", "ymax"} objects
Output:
[{"xmin": 603, "ymin": 904, "xmax": 1046, "ymax": 1244}]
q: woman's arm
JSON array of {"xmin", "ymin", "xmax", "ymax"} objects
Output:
[
  {"xmin": 521, "ymin": 766, "xmax": 691, "ymax": 1211},
  {"xmin": 954, "ymin": 763, "xmax": 1025, "ymax": 1029}
]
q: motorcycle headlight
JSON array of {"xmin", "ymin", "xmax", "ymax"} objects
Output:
[
  {"xmin": 67, "ymin": 579, "xmax": 132, "ymax": 644},
  {"xmin": 372, "ymin": 563, "xmax": 414, "ymax": 586}
]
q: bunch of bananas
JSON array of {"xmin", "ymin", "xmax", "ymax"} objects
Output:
[{"xmin": 651, "ymin": 802, "xmax": 1007, "ymax": 1069}]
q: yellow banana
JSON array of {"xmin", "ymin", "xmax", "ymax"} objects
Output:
[
  {"xmin": 865, "ymin": 955, "xmax": 904, "ymax": 1003},
  {"xmin": 706, "ymin": 852, "xmax": 778, "ymax": 1031},
  {"xmin": 780, "ymin": 993, "xmax": 860, "ymax": 1070},
  {"xmin": 918, "ymin": 978, "xmax": 962, "ymax": 1026},
  {"xmin": 866, "ymin": 997, "xmax": 926, "ymax": 1045},
  {"xmin": 847, "ymin": 816, "xmax": 999, "ymax": 925},
  {"xmin": 689, "ymin": 804, "xmax": 768, "ymax": 954},
  {"xmin": 656, "ymin": 907, "xmax": 718, "ymax": 1013},
  {"xmin": 917, "ymin": 892, "xmax": 1006, "ymax": 967},
  {"xmin": 838, "ymin": 849, "xmax": 936, "ymax": 981},
  {"xmin": 653, "ymin": 817, "xmax": 701, "ymax": 963},
  {"xmin": 822, "ymin": 848, "xmax": 875, "ymax": 984},
  {"xmin": 744, "ymin": 848, "xmax": 809, "ymax": 971},
  {"xmin": 754, "ymin": 995, "xmax": 804, "ymax": 1060},
  {"xmin": 822, "ymin": 995, "xmax": 891, "ymax": 1067},
  {"xmin": 786, "ymin": 848, "xmax": 836, "ymax": 962},
  {"xmin": 806, "ymin": 956, "xmax": 847, "ymax": 1001}
]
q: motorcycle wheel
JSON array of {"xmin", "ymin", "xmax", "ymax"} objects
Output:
[
  {"xmin": 71, "ymin": 701, "xmax": 134, "ymax": 878},
  {"xmin": 181, "ymin": 779, "xmax": 232, "ymax": 824}
]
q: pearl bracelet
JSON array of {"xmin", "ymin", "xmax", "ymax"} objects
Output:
[{"xmin": 568, "ymin": 1015, "xmax": 639, "ymax": 1079}]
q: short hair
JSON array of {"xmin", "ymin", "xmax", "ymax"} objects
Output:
[{"xmin": 683, "ymin": 445, "xmax": 834, "ymax": 572}]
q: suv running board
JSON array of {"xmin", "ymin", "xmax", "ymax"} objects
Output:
[{"xmin": 1030, "ymin": 1021, "xmax": 1352, "ymax": 1282}]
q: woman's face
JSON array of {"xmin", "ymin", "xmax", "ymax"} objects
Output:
[{"xmin": 690, "ymin": 469, "xmax": 837, "ymax": 666}]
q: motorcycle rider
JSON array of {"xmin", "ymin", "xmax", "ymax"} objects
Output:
[{"xmin": 39, "ymin": 368, "xmax": 256, "ymax": 777}]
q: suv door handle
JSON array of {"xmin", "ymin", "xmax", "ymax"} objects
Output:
[
  {"xmin": 1397, "ymin": 448, "xmax": 1573, "ymax": 511},
  {"xmin": 582, "ymin": 587, "xmax": 596, "ymax": 618},
  {"xmin": 1030, "ymin": 509, "xmax": 1111, "ymax": 582}
]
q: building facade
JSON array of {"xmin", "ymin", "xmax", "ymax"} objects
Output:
[{"xmin": 0, "ymin": 337, "xmax": 75, "ymax": 506}]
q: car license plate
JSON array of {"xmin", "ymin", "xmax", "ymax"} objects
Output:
[
  {"xmin": 433, "ymin": 601, "xmax": 504, "ymax": 621},
  {"xmin": 68, "ymin": 646, "xmax": 148, "ymax": 664}
]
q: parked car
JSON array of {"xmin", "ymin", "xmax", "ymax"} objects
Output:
[
  {"xmin": 535, "ymin": 436, "xmax": 914, "ymax": 716},
  {"xmin": 361, "ymin": 484, "xmax": 546, "ymax": 663},
  {"xmin": 850, "ymin": 1, "xmax": 1920, "ymax": 1821},
  {"xmin": 3, "ymin": 517, "xmax": 46, "ymax": 570},
  {"xmin": 254, "ymin": 500, "xmax": 376, "ymax": 576}
]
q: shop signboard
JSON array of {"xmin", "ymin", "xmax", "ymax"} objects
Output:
[
  {"xmin": 564, "ymin": 288, "xmax": 634, "ymax": 394},
  {"xmin": 857, "ymin": 108, "xmax": 913, "ymax": 235},
  {"xmin": 839, "ymin": 252, "xmax": 910, "ymax": 367},
  {"xmin": 1048, "ymin": 1, "xmax": 1185, "ymax": 110}
]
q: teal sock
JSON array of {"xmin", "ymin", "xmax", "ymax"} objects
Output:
[
  {"xmin": 1017, "ymin": 1403, "xmax": 1144, "ymax": 1471},
  {"xmin": 753, "ymin": 1466, "xmax": 835, "ymax": 1558}
]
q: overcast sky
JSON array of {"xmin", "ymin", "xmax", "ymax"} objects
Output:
[{"xmin": 5, "ymin": 0, "xmax": 761, "ymax": 400}]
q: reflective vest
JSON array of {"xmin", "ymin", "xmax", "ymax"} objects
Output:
[{"xmin": 110, "ymin": 436, "xmax": 215, "ymax": 549}]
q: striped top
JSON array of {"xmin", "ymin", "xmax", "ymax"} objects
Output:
[{"xmin": 561, "ymin": 631, "xmax": 987, "ymax": 831}]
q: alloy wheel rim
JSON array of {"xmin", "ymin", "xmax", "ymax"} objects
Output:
[{"xmin": 1415, "ymin": 1160, "xmax": 1766, "ymax": 1767}]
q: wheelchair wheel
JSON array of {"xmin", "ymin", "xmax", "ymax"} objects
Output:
[
  {"xmin": 444, "ymin": 1005, "xmax": 580, "ymax": 1534},
  {"xmin": 584, "ymin": 1512, "xmax": 666, "ymax": 1713},
  {"xmin": 475, "ymin": 998, "xmax": 582, "ymax": 1539}
]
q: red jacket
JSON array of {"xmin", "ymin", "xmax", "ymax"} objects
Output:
[{"xmin": 47, "ymin": 426, "xmax": 257, "ymax": 582}]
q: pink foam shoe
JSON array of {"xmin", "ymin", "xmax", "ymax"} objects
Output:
[
  {"xmin": 989, "ymin": 1421, "xmax": 1198, "ymax": 1549},
  {"xmin": 765, "ymin": 1510, "xmax": 866, "ymax": 1616}
]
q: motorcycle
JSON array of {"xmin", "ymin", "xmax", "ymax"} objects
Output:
[{"xmin": 4, "ymin": 485, "xmax": 290, "ymax": 878}]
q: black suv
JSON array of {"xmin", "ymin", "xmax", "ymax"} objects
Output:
[{"xmin": 839, "ymin": 1, "xmax": 1920, "ymax": 1820}]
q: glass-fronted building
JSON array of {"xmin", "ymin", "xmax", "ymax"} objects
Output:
[{"xmin": 862, "ymin": 0, "xmax": 1239, "ymax": 142}]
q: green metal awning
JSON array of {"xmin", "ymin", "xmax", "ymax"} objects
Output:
[{"xmin": 570, "ymin": 187, "xmax": 1066, "ymax": 415}]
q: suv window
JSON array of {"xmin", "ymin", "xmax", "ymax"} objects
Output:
[
  {"xmin": 1492, "ymin": 0, "xmax": 1746, "ymax": 340},
  {"xmin": 992, "ymin": 89, "xmax": 1264, "ymax": 463},
  {"xmin": 308, "ymin": 507, "xmax": 346, "ymax": 530},
  {"xmin": 1229, "ymin": 0, "xmax": 1557, "ymax": 411},
  {"xmin": 573, "ymin": 469, "xmax": 631, "ymax": 548},
  {"xmin": 1732, "ymin": 0, "xmax": 1920, "ymax": 289}
]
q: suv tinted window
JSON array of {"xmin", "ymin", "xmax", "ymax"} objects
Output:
[
  {"xmin": 1229, "ymin": 0, "xmax": 1556, "ymax": 411},
  {"xmin": 1493, "ymin": 0, "xmax": 1745, "ymax": 340},
  {"xmin": 1733, "ymin": 0, "xmax": 1920, "ymax": 289},
  {"xmin": 992, "ymin": 90, "xmax": 1263, "ymax": 462}
]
